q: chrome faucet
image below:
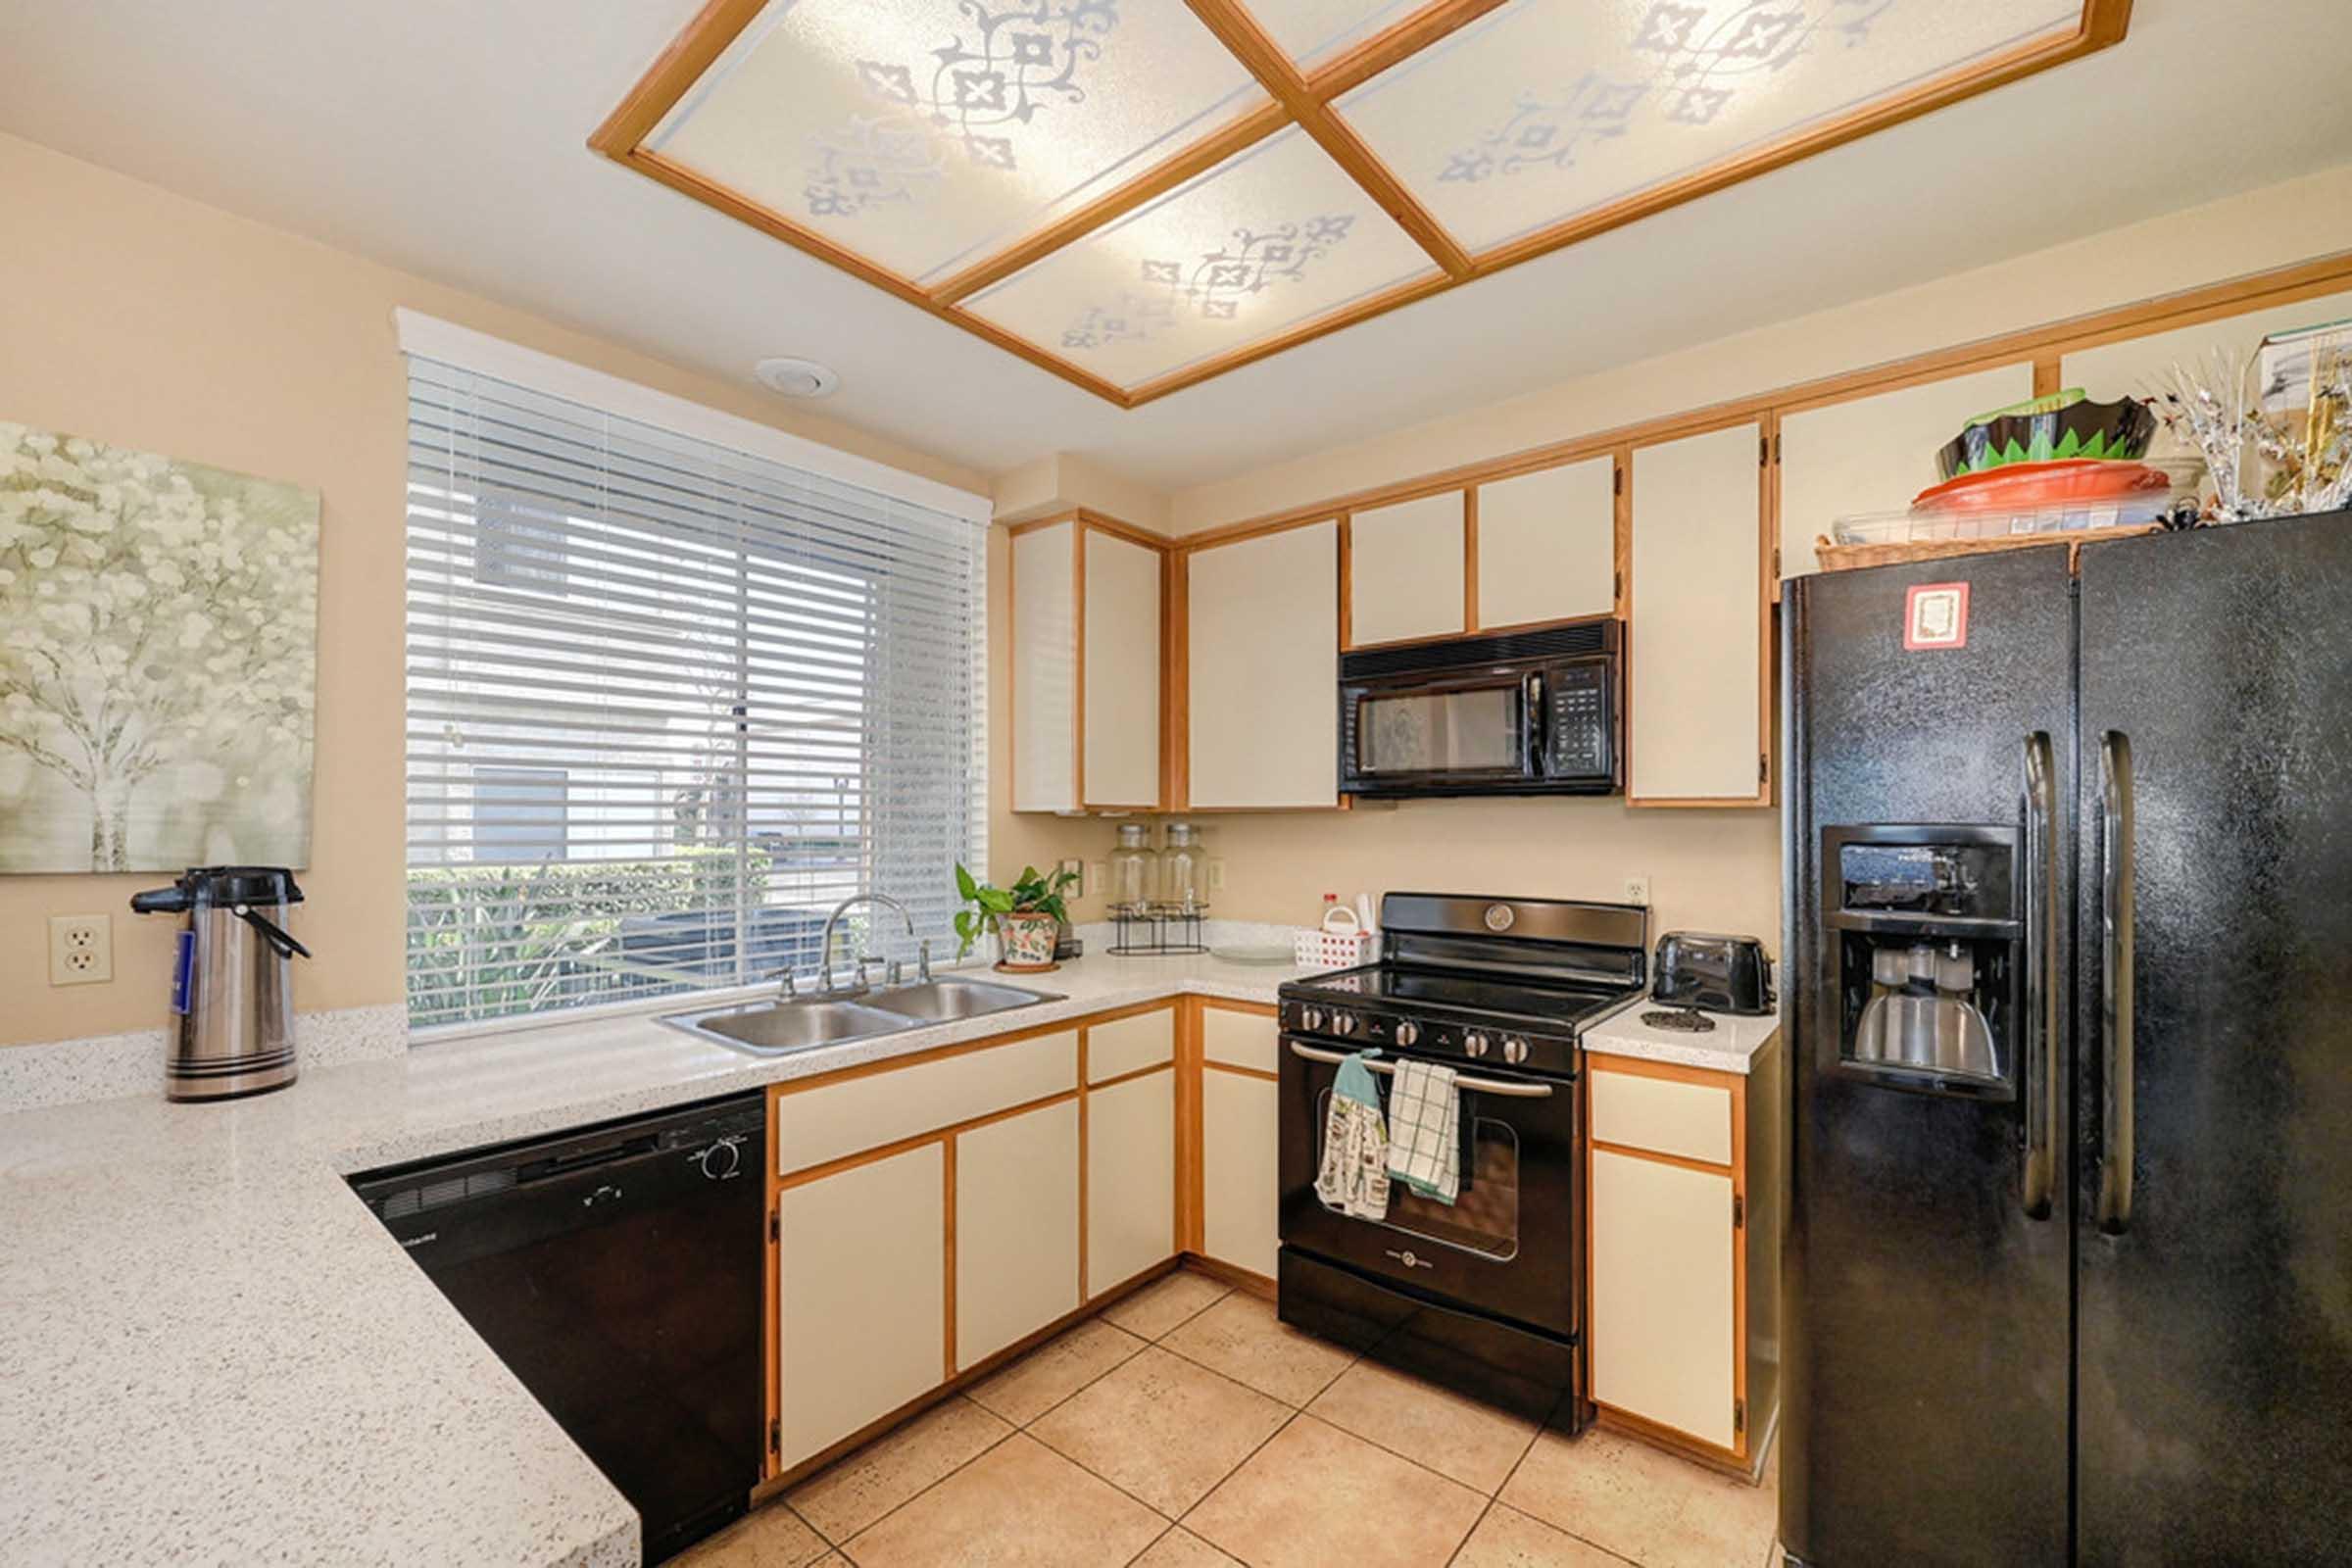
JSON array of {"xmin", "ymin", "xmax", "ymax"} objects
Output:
[{"xmin": 813, "ymin": 893, "xmax": 916, "ymax": 996}]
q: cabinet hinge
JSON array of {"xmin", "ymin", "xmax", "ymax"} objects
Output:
[
  {"xmin": 1759, "ymin": 434, "xmax": 1770, "ymax": 466},
  {"xmin": 1613, "ymin": 569, "xmax": 1623, "ymax": 604},
  {"xmin": 1759, "ymin": 754, "xmax": 1769, "ymax": 785},
  {"xmin": 1613, "ymin": 466, "xmax": 1624, "ymax": 497},
  {"xmin": 1771, "ymin": 547, "xmax": 1781, "ymax": 578},
  {"xmin": 1733, "ymin": 1194, "xmax": 1746, "ymax": 1229},
  {"xmin": 768, "ymin": 1208, "xmax": 780, "ymax": 1245},
  {"xmin": 1772, "ymin": 432, "xmax": 1783, "ymax": 465},
  {"xmin": 768, "ymin": 1417, "xmax": 780, "ymax": 1454},
  {"xmin": 1735, "ymin": 1398, "xmax": 1746, "ymax": 1435}
]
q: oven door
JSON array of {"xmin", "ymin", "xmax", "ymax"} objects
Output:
[
  {"xmin": 1340, "ymin": 670, "xmax": 1540, "ymax": 795},
  {"xmin": 1278, "ymin": 1036, "xmax": 1581, "ymax": 1342}
]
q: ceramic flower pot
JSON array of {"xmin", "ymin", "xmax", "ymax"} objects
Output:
[{"xmin": 994, "ymin": 910, "xmax": 1059, "ymax": 971}]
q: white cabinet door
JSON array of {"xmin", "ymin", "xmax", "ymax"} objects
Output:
[
  {"xmin": 1475, "ymin": 458, "xmax": 1616, "ymax": 628},
  {"xmin": 1087, "ymin": 1068, "xmax": 1175, "ymax": 1297},
  {"xmin": 1348, "ymin": 492, "xmax": 1464, "ymax": 647},
  {"xmin": 1010, "ymin": 521, "xmax": 1077, "ymax": 812},
  {"xmin": 1629, "ymin": 424, "xmax": 1765, "ymax": 804},
  {"xmin": 1200, "ymin": 1068, "xmax": 1280, "ymax": 1280},
  {"xmin": 1083, "ymin": 528, "xmax": 1161, "ymax": 808},
  {"xmin": 778, "ymin": 1142, "xmax": 945, "ymax": 1467},
  {"xmin": 1778, "ymin": 364, "xmax": 2034, "ymax": 579},
  {"xmin": 1187, "ymin": 520, "xmax": 1339, "ymax": 808},
  {"xmin": 1591, "ymin": 1147, "xmax": 1737, "ymax": 1448},
  {"xmin": 955, "ymin": 1099, "xmax": 1081, "ymax": 1370}
]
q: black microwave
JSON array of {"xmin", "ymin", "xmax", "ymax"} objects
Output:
[{"xmin": 1338, "ymin": 620, "xmax": 1621, "ymax": 798}]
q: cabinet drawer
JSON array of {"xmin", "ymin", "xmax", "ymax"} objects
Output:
[
  {"xmin": 1087, "ymin": 1007, "xmax": 1175, "ymax": 1083},
  {"xmin": 1200, "ymin": 1005, "xmax": 1278, "ymax": 1074},
  {"xmin": 775, "ymin": 1030, "xmax": 1078, "ymax": 1175},
  {"xmin": 1591, "ymin": 1066, "xmax": 1733, "ymax": 1166}
]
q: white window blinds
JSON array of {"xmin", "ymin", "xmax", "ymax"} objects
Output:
[{"xmin": 403, "ymin": 354, "xmax": 986, "ymax": 1030}]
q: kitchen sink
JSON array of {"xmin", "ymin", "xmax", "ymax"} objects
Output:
[
  {"xmin": 860, "ymin": 977, "xmax": 1057, "ymax": 1022},
  {"xmin": 661, "ymin": 977, "xmax": 1058, "ymax": 1056},
  {"xmin": 663, "ymin": 999, "xmax": 914, "ymax": 1055}
]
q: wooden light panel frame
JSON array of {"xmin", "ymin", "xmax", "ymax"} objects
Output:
[{"xmin": 591, "ymin": 0, "xmax": 2132, "ymax": 409}]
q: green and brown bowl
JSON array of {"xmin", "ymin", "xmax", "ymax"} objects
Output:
[{"xmin": 1936, "ymin": 389, "xmax": 2156, "ymax": 480}]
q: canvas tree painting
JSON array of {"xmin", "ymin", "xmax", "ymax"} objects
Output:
[{"xmin": 0, "ymin": 422, "xmax": 318, "ymax": 873}]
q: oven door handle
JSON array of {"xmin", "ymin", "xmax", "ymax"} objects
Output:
[{"xmin": 1287, "ymin": 1040, "xmax": 1555, "ymax": 1099}]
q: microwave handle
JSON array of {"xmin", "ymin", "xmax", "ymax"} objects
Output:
[{"xmin": 1524, "ymin": 671, "xmax": 1545, "ymax": 776}]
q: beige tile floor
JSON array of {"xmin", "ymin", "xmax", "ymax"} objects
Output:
[{"xmin": 680, "ymin": 1268, "xmax": 1780, "ymax": 1568}]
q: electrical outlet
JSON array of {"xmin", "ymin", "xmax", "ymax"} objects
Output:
[
  {"xmin": 1207, "ymin": 858, "xmax": 1226, "ymax": 893},
  {"xmin": 49, "ymin": 913, "xmax": 114, "ymax": 986},
  {"xmin": 1622, "ymin": 875, "xmax": 1651, "ymax": 907}
]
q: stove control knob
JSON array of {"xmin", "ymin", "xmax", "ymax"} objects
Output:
[
  {"xmin": 1394, "ymin": 1021, "xmax": 1420, "ymax": 1049},
  {"xmin": 1334, "ymin": 1012, "xmax": 1358, "ymax": 1038},
  {"xmin": 1464, "ymin": 1032, "xmax": 1491, "ymax": 1058},
  {"xmin": 1300, "ymin": 1005, "xmax": 1326, "ymax": 1032},
  {"xmin": 1502, "ymin": 1036, "xmax": 1530, "ymax": 1065}
]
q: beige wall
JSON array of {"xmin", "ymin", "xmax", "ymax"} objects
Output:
[
  {"xmin": 999, "ymin": 160, "xmax": 2352, "ymax": 951},
  {"xmin": 0, "ymin": 132, "xmax": 983, "ymax": 1047}
]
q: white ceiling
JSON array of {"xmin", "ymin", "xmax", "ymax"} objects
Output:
[{"xmin": 3, "ymin": 1, "xmax": 2349, "ymax": 497}]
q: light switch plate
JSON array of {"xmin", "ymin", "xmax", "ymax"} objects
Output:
[
  {"xmin": 49, "ymin": 913, "xmax": 114, "ymax": 986},
  {"xmin": 1207, "ymin": 858, "xmax": 1226, "ymax": 893}
]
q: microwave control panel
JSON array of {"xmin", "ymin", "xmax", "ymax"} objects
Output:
[{"xmin": 1547, "ymin": 662, "xmax": 1612, "ymax": 780}]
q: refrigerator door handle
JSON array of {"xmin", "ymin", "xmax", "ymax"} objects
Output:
[
  {"xmin": 2096, "ymin": 729, "xmax": 2137, "ymax": 1235},
  {"xmin": 2021, "ymin": 731, "xmax": 2058, "ymax": 1220}
]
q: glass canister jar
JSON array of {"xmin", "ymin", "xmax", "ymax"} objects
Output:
[
  {"xmin": 1160, "ymin": 821, "xmax": 1205, "ymax": 912},
  {"xmin": 1108, "ymin": 821, "xmax": 1157, "ymax": 911}
]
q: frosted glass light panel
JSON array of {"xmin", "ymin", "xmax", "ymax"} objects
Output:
[
  {"xmin": 963, "ymin": 125, "xmax": 1438, "ymax": 390},
  {"xmin": 1337, "ymin": 0, "xmax": 2083, "ymax": 254},
  {"xmin": 645, "ymin": 0, "xmax": 1266, "ymax": 284},
  {"xmin": 1235, "ymin": 0, "xmax": 1434, "ymax": 71}
]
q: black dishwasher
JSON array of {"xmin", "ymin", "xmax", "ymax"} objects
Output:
[{"xmin": 351, "ymin": 1093, "xmax": 764, "ymax": 1564}]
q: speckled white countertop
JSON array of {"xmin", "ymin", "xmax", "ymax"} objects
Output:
[
  {"xmin": 0, "ymin": 950, "xmax": 1763, "ymax": 1565},
  {"xmin": 0, "ymin": 953, "xmax": 1298, "ymax": 1568},
  {"xmin": 1584, "ymin": 997, "xmax": 1784, "ymax": 1073}
]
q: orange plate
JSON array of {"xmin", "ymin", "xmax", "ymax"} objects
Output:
[{"xmin": 1914, "ymin": 459, "xmax": 2171, "ymax": 513}]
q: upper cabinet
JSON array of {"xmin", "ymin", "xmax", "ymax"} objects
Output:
[
  {"xmin": 1009, "ymin": 514, "xmax": 1163, "ymax": 813},
  {"xmin": 1630, "ymin": 423, "xmax": 1769, "ymax": 807},
  {"xmin": 1083, "ymin": 529, "xmax": 1162, "ymax": 808},
  {"xmin": 1347, "ymin": 492, "xmax": 1465, "ymax": 648},
  {"xmin": 1778, "ymin": 363, "xmax": 2035, "ymax": 581},
  {"xmin": 1188, "ymin": 520, "xmax": 1339, "ymax": 809},
  {"xmin": 1474, "ymin": 458, "xmax": 1618, "ymax": 628}
]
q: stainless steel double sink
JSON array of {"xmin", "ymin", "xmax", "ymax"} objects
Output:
[{"xmin": 661, "ymin": 977, "xmax": 1059, "ymax": 1057}]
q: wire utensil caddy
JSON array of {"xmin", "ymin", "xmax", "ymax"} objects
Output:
[{"xmin": 1107, "ymin": 902, "xmax": 1207, "ymax": 956}]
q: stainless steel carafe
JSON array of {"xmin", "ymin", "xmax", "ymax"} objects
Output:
[{"xmin": 129, "ymin": 867, "xmax": 312, "ymax": 1101}]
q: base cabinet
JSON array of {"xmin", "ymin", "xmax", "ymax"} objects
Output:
[
  {"xmin": 1087, "ymin": 1067, "xmax": 1175, "ymax": 1297},
  {"xmin": 956, "ymin": 1099, "xmax": 1080, "ymax": 1371},
  {"xmin": 1592, "ymin": 1147, "xmax": 1737, "ymax": 1446},
  {"xmin": 776, "ymin": 1142, "xmax": 946, "ymax": 1469},
  {"xmin": 1200, "ymin": 1067, "xmax": 1279, "ymax": 1279}
]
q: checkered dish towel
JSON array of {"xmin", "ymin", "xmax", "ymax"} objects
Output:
[
  {"xmin": 1314, "ymin": 1050, "xmax": 1391, "ymax": 1220},
  {"xmin": 1386, "ymin": 1058, "xmax": 1461, "ymax": 1205}
]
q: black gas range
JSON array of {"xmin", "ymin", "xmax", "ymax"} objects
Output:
[{"xmin": 1275, "ymin": 893, "xmax": 1648, "ymax": 1427}]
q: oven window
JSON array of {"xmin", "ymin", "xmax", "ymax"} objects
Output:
[
  {"xmin": 1316, "ymin": 1088, "xmax": 1520, "ymax": 1260},
  {"xmin": 1357, "ymin": 687, "xmax": 1523, "ymax": 774}
]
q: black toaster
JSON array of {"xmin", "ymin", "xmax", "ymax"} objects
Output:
[{"xmin": 1652, "ymin": 931, "xmax": 1775, "ymax": 1015}]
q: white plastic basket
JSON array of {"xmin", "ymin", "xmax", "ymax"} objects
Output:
[{"xmin": 1294, "ymin": 907, "xmax": 1378, "ymax": 971}]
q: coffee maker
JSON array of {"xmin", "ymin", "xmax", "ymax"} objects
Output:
[
  {"xmin": 1821, "ymin": 827, "xmax": 2021, "ymax": 1098},
  {"xmin": 129, "ymin": 867, "xmax": 312, "ymax": 1101}
]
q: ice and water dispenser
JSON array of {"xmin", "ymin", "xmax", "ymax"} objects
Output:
[{"xmin": 1822, "ymin": 827, "xmax": 2021, "ymax": 1097}]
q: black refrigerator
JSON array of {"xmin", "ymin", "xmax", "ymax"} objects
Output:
[{"xmin": 1781, "ymin": 512, "xmax": 2352, "ymax": 1567}]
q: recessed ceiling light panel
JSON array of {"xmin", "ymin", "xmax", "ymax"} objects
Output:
[{"xmin": 754, "ymin": 357, "xmax": 840, "ymax": 398}]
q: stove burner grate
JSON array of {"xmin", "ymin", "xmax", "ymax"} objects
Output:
[{"xmin": 1641, "ymin": 1007, "xmax": 1718, "ymax": 1034}]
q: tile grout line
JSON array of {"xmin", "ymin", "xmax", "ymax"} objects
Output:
[
  {"xmin": 1441, "ymin": 1497, "xmax": 1497, "ymax": 1568},
  {"xmin": 793, "ymin": 1398, "xmax": 1019, "ymax": 1557},
  {"xmin": 1175, "ymin": 1405, "xmax": 1307, "ymax": 1538}
]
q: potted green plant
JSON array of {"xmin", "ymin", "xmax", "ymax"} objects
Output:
[{"xmin": 954, "ymin": 861, "xmax": 1077, "ymax": 972}]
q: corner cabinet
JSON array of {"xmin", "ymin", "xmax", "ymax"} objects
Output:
[
  {"xmin": 1628, "ymin": 423, "xmax": 1771, "ymax": 806},
  {"xmin": 1185, "ymin": 521, "xmax": 1339, "ymax": 809},
  {"xmin": 1008, "ymin": 514, "xmax": 1163, "ymax": 813},
  {"xmin": 1586, "ymin": 1043, "xmax": 1783, "ymax": 1467}
]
